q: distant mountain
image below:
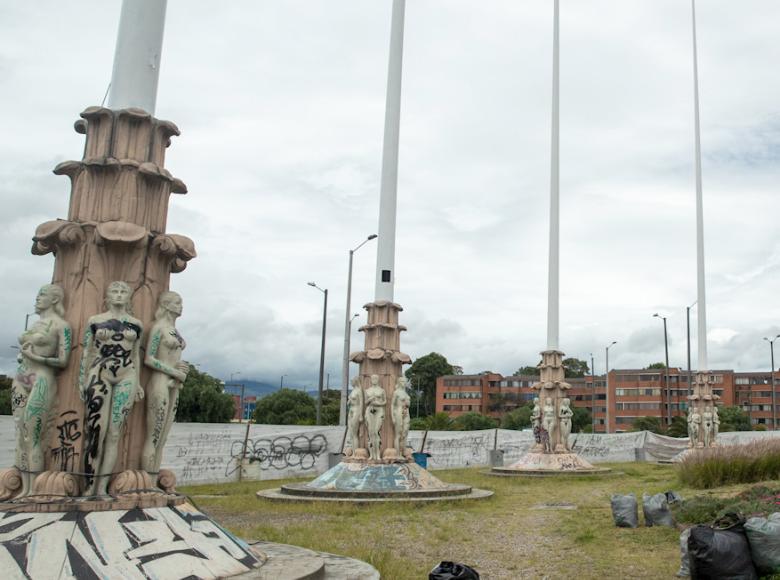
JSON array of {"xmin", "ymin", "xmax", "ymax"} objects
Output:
[{"xmin": 223, "ymin": 379, "xmax": 318, "ymax": 398}]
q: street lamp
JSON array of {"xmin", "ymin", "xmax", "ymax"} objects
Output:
[
  {"xmin": 227, "ymin": 372, "xmax": 245, "ymax": 423},
  {"xmin": 686, "ymin": 301, "xmax": 697, "ymax": 401},
  {"xmin": 764, "ymin": 335, "xmax": 780, "ymax": 430},
  {"xmin": 590, "ymin": 352, "xmax": 596, "ymax": 433},
  {"xmin": 308, "ymin": 281, "xmax": 328, "ymax": 425},
  {"xmin": 605, "ymin": 341, "xmax": 617, "ymax": 433},
  {"xmin": 341, "ymin": 234, "xmax": 377, "ymax": 426},
  {"xmin": 280, "ymin": 374, "xmax": 287, "ymax": 389},
  {"xmin": 653, "ymin": 313, "xmax": 671, "ymax": 425}
]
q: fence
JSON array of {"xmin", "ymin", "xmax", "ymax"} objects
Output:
[{"xmin": 2, "ymin": 416, "xmax": 780, "ymax": 486}]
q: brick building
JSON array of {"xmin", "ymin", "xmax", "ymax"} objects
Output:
[{"xmin": 436, "ymin": 368, "xmax": 780, "ymax": 432}]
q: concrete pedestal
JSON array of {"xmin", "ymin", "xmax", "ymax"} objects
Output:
[{"xmin": 490, "ymin": 452, "xmax": 610, "ymax": 477}]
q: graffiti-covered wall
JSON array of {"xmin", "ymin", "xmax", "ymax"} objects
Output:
[{"xmin": 2, "ymin": 416, "xmax": 780, "ymax": 486}]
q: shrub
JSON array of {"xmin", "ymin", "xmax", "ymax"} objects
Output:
[
  {"xmin": 677, "ymin": 439, "xmax": 780, "ymax": 489},
  {"xmin": 453, "ymin": 412, "xmax": 497, "ymax": 431},
  {"xmin": 673, "ymin": 484, "xmax": 780, "ymax": 525}
]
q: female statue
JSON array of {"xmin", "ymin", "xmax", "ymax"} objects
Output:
[
  {"xmin": 79, "ymin": 281, "xmax": 143, "ymax": 496},
  {"xmin": 558, "ymin": 398, "xmax": 573, "ymax": 451},
  {"xmin": 12, "ymin": 284, "xmax": 72, "ymax": 495},
  {"xmin": 530, "ymin": 397, "xmax": 542, "ymax": 451},
  {"xmin": 712, "ymin": 406, "xmax": 720, "ymax": 444},
  {"xmin": 364, "ymin": 374, "xmax": 387, "ymax": 461},
  {"xmin": 542, "ymin": 398, "xmax": 556, "ymax": 453},
  {"xmin": 141, "ymin": 291, "xmax": 189, "ymax": 474},
  {"xmin": 346, "ymin": 376, "xmax": 364, "ymax": 455},
  {"xmin": 702, "ymin": 409, "xmax": 713, "ymax": 448},
  {"xmin": 688, "ymin": 409, "xmax": 702, "ymax": 448},
  {"xmin": 392, "ymin": 376, "xmax": 411, "ymax": 457}
]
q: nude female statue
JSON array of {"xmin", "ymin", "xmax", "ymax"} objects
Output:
[
  {"xmin": 12, "ymin": 284, "xmax": 72, "ymax": 495},
  {"xmin": 558, "ymin": 398, "xmax": 573, "ymax": 451},
  {"xmin": 79, "ymin": 281, "xmax": 143, "ymax": 496},
  {"xmin": 346, "ymin": 376, "xmax": 364, "ymax": 455},
  {"xmin": 141, "ymin": 291, "xmax": 189, "ymax": 473},
  {"xmin": 364, "ymin": 374, "xmax": 387, "ymax": 461},
  {"xmin": 702, "ymin": 409, "xmax": 713, "ymax": 448},
  {"xmin": 392, "ymin": 376, "xmax": 411, "ymax": 456},
  {"xmin": 688, "ymin": 409, "xmax": 702, "ymax": 448},
  {"xmin": 542, "ymin": 398, "xmax": 556, "ymax": 453},
  {"xmin": 530, "ymin": 397, "xmax": 543, "ymax": 451},
  {"xmin": 712, "ymin": 406, "xmax": 720, "ymax": 444}
]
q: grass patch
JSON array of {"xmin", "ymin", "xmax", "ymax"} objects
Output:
[
  {"xmin": 677, "ymin": 439, "xmax": 780, "ymax": 489},
  {"xmin": 179, "ymin": 462, "xmax": 722, "ymax": 578}
]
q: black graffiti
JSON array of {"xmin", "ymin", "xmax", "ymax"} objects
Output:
[
  {"xmin": 226, "ymin": 434, "xmax": 328, "ymax": 476},
  {"xmin": 51, "ymin": 410, "xmax": 82, "ymax": 472},
  {"xmin": 82, "ymin": 377, "xmax": 108, "ymax": 485}
]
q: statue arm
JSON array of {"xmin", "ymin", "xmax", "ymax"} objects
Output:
[
  {"xmin": 145, "ymin": 327, "xmax": 186, "ymax": 382},
  {"xmin": 21, "ymin": 323, "xmax": 72, "ymax": 369},
  {"xmin": 78, "ymin": 322, "xmax": 94, "ymax": 400},
  {"xmin": 133, "ymin": 326, "xmax": 144, "ymax": 401}
]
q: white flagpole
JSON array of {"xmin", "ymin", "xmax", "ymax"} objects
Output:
[
  {"xmin": 374, "ymin": 0, "xmax": 406, "ymax": 302},
  {"xmin": 547, "ymin": 0, "xmax": 560, "ymax": 351},
  {"xmin": 692, "ymin": 0, "xmax": 708, "ymax": 370}
]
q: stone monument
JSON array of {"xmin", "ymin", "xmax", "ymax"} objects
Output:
[
  {"xmin": 258, "ymin": 0, "xmax": 490, "ymax": 503},
  {"xmin": 686, "ymin": 372, "xmax": 720, "ymax": 449}
]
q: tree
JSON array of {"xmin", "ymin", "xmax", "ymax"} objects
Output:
[
  {"xmin": 0, "ymin": 375, "xmax": 11, "ymax": 415},
  {"xmin": 320, "ymin": 389, "xmax": 341, "ymax": 426},
  {"xmin": 425, "ymin": 412, "xmax": 455, "ymax": 430},
  {"xmin": 718, "ymin": 406, "xmax": 751, "ymax": 432},
  {"xmin": 176, "ymin": 367, "xmax": 235, "ymax": 423},
  {"xmin": 513, "ymin": 366, "xmax": 539, "ymax": 377},
  {"xmin": 572, "ymin": 406, "xmax": 592, "ymax": 433},
  {"xmin": 501, "ymin": 406, "xmax": 532, "ymax": 430},
  {"xmin": 453, "ymin": 412, "xmax": 497, "ymax": 431},
  {"xmin": 562, "ymin": 358, "xmax": 590, "ymax": 378},
  {"xmin": 667, "ymin": 416, "xmax": 688, "ymax": 438},
  {"xmin": 405, "ymin": 352, "xmax": 455, "ymax": 417},
  {"xmin": 646, "ymin": 362, "xmax": 666, "ymax": 370},
  {"xmin": 631, "ymin": 416, "xmax": 664, "ymax": 434},
  {"xmin": 252, "ymin": 388, "xmax": 316, "ymax": 425}
]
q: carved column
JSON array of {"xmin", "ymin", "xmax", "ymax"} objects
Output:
[
  {"xmin": 533, "ymin": 350, "xmax": 571, "ymax": 453},
  {"xmin": 687, "ymin": 371, "xmax": 719, "ymax": 448},
  {"xmin": 349, "ymin": 301, "xmax": 411, "ymax": 461},
  {"xmin": 30, "ymin": 106, "xmax": 195, "ymax": 493}
]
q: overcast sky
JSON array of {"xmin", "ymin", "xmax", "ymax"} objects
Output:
[{"xmin": 1, "ymin": 0, "xmax": 779, "ymax": 388}]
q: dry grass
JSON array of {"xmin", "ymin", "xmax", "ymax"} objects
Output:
[
  {"xmin": 678, "ymin": 439, "xmax": 780, "ymax": 489},
  {"xmin": 180, "ymin": 463, "xmax": 756, "ymax": 579}
]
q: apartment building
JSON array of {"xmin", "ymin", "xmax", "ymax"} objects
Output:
[{"xmin": 436, "ymin": 368, "xmax": 779, "ymax": 432}]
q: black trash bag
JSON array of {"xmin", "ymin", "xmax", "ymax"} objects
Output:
[
  {"xmin": 665, "ymin": 490, "xmax": 684, "ymax": 505},
  {"xmin": 745, "ymin": 513, "xmax": 780, "ymax": 575},
  {"xmin": 688, "ymin": 519, "xmax": 758, "ymax": 580},
  {"xmin": 611, "ymin": 493, "xmax": 639, "ymax": 528},
  {"xmin": 678, "ymin": 528, "xmax": 692, "ymax": 577},
  {"xmin": 429, "ymin": 561, "xmax": 480, "ymax": 580},
  {"xmin": 643, "ymin": 492, "xmax": 675, "ymax": 527}
]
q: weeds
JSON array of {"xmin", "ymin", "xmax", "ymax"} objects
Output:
[{"xmin": 677, "ymin": 439, "xmax": 780, "ymax": 489}]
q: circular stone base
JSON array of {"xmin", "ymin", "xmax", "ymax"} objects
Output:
[
  {"xmin": 488, "ymin": 452, "xmax": 611, "ymax": 477},
  {"xmin": 257, "ymin": 460, "xmax": 493, "ymax": 503},
  {"xmin": 239, "ymin": 542, "xmax": 380, "ymax": 579}
]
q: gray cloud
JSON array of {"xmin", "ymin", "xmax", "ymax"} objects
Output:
[{"xmin": 1, "ymin": 0, "xmax": 779, "ymax": 386}]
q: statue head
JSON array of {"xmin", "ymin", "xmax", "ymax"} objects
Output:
[
  {"xmin": 370, "ymin": 374, "xmax": 380, "ymax": 387},
  {"xmin": 533, "ymin": 397, "xmax": 540, "ymax": 405},
  {"xmin": 351, "ymin": 376, "xmax": 361, "ymax": 389},
  {"xmin": 561, "ymin": 398, "xmax": 570, "ymax": 407},
  {"xmin": 105, "ymin": 281, "xmax": 133, "ymax": 313},
  {"xmin": 396, "ymin": 376, "xmax": 407, "ymax": 390},
  {"xmin": 35, "ymin": 283, "xmax": 65, "ymax": 317},
  {"xmin": 155, "ymin": 291, "xmax": 183, "ymax": 320}
]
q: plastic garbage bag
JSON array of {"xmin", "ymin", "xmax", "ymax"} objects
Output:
[
  {"xmin": 610, "ymin": 493, "xmax": 639, "ymax": 528},
  {"xmin": 677, "ymin": 528, "xmax": 691, "ymax": 577},
  {"xmin": 429, "ymin": 561, "xmax": 480, "ymax": 580},
  {"xmin": 665, "ymin": 490, "xmax": 684, "ymax": 505},
  {"xmin": 643, "ymin": 492, "xmax": 675, "ymax": 527},
  {"xmin": 688, "ymin": 519, "xmax": 758, "ymax": 580},
  {"xmin": 745, "ymin": 512, "xmax": 780, "ymax": 575}
]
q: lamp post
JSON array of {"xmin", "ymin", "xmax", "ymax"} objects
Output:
[
  {"xmin": 590, "ymin": 352, "xmax": 596, "ymax": 433},
  {"xmin": 24, "ymin": 312, "xmax": 35, "ymax": 331},
  {"xmin": 341, "ymin": 233, "xmax": 376, "ymax": 427},
  {"xmin": 653, "ymin": 313, "xmax": 671, "ymax": 425},
  {"xmin": 280, "ymin": 374, "xmax": 287, "ymax": 389},
  {"xmin": 227, "ymin": 372, "xmax": 245, "ymax": 423},
  {"xmin": 308, "ymin": 281, "xmax": 328, "ymax": 425},
  {"xmin": 764, "ymin": 335, "xmax": 780, "ymax": 430},
  {"xmin": 605, "ymin": 341, "xmax": 617, "ymax": 433},
  {"xmin": 686, "ymin": 301, "xmax": 697, "ymax": 401}
]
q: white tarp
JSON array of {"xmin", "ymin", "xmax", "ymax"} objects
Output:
[{"xmin": 1, "ymin": 415, "xmax": 779, "ymax": 485}]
